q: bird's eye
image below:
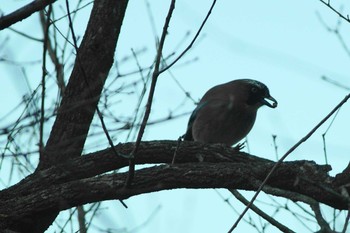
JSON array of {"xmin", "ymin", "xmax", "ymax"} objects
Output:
[{"xmin": 251, "ymin": 87, "xmax": 258, "ymax": 93}]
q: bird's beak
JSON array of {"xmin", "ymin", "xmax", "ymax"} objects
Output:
[{"xmin": 261, "ymin": 95, "xmax": 278, "ymax": 108}]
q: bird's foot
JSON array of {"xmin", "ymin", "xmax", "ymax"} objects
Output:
[{"xmin": 233, "ymin": 142, "xmax": 245, "ymax": 151}]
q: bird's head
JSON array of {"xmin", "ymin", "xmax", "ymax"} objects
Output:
[{"xmin": 239, "ymin": 79, "xmax": 278, "ymax": 109}]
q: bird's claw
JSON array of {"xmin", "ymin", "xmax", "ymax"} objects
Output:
[{"xmin": 233, "ymin": 143, "xmax": 245, "ymax": 151}]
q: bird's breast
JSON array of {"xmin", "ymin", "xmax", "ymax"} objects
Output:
[{"xmin": 192, "ymin": 100, "xmax": 257, "ymax": 146}]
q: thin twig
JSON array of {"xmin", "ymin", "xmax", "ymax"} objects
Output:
[
  {"xmin": 125, "ymin": 48, "xmax": 150, "ymax": 142},
  {"xmin": 321, "ymin": 107, "xmax": 341, "ymax": 165},
  {"xmin": 159, "ymin": 0, "xmax": 217, "ymax": 74},
  {"xmin": 214, "ymin": 190, "xmax": 253, "ymax": 226},
  {"xmin": 321, "ymin": 119, "xmax": 332, "ymax": 166},
  {"xmin": 39, "ymin": 10, "xmax": 66, "ymax": 96},
  {"xmin": 161, "ymin": 58, "xmax": 197, "ymax": 103},
  {"xmin": 85, "ymin": 202, "xmax": 101, "ymax": 231},
  {"xmin": 342, "ymin": 210, "xmax": 350, "ymax": 233},
  {"xmin": 39, "ymin": 5, "xmax": 52, "ymax": 159},
  {"xmin": 125, "ymin": 0, "xmax": 176, "ymax": 187},
  {"xmin": 272, "ymin": 134, "xmax": 278, "ymax": 160},
  {"xmin": 322, "ymin": 134, "xmax": 329, "ymax": 165},
  {"xmin": 318, "ymin": 0, "xmax": 350, "ymax": 24},
  {"xmin": 7, "ymin": 27, "xmax": 43, "ymax": 42},
  {"xmin": 51, "ymin": 1, "xmax": 93, "ymax": 24},
  {"xmin": 316, "ymin": 11, "xmax": 350, "ymax": 60},
  {"xmin": 321, "ymin": 76, "xmax": 350, "ymax": 91},
  {"xmin": 145, "ymin": 0, "xmax": 158, "ymax": 43},
  {"xmin": 229, "ymin": 189, "xmax": 295, "ymax": 233},
  {"xmin": 228, "ymin": 93, "xmax": 350, "ymax": 232}
]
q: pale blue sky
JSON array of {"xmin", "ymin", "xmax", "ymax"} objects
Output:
[{"xmin": 1, "ymin": 0, "xmax": 350, "ymax": 232}]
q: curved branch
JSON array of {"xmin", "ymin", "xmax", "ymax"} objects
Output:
[
  {"xmin": 0, "ymin": 159, "xmax": 346, "ymax": 229},
  {"xmin": 0, "ymin": 140, "xmax": 266, "ymax": 199},
  {"xmin": 1, "ymin": 140, "xmax": 349, "ymax": 232}
]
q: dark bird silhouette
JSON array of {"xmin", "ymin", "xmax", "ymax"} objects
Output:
[{"xmin": 183, "ymin": 79, "xmax": 277, "ymax": 146}]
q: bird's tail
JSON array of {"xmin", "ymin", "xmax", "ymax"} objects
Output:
[{"xmin": 182, "ymin": 127, "xmax": 193, "ymax": 141}]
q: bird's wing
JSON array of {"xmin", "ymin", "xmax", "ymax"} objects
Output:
[{"xmin": 183, "ymin": 101, "xmax": 208, "ymax": 141}]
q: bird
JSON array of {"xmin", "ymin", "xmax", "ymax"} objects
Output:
[{"xmin": 183, "ymin": 79, "xmax": 277, "ymax": 146}]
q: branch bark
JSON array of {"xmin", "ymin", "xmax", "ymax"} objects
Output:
[
  {"xmin": 8, "ymin": 0, "xmax": 129, "ymax": 232},
  {"xmin": 0, "ymin": 0, "xmax": 57, "ymax": 30},
  {"xmin": 1, "ymin": 140, "xmax": 349, "ymax": 232},
  {"xmin": 40, "ymin": 0, "xmax": 128, "ymax": 169}
]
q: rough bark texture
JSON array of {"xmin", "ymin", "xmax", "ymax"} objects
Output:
[
  {"xmin": 1, "ymin": 0, "xmax": 129, "ymax": 232},
  {"xmin": 1, "ymin": 140, "xmax": 350, "ymax": 232},
  {"xmin": 39, "ymin": 0, "xmax": 129, "ymax": 169}
]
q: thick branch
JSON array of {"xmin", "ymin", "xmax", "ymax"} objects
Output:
[
  {"xmin": 0, "ymin": 141, "xmax": 268, "ymax": 198},
  {"xmin": 16, "ymin": 0, "xmax": 129, "ymax": 232},
  {"xmin": 0, "ymin": 158, "xmax": 346, "ymax": 230},
  {"xmin": 39, "ymin": 0, "xmax": 129, "ymax": 168},
  {"xmin": 2, "ymin": 140, "xmax": 349, "ymax": 232}
]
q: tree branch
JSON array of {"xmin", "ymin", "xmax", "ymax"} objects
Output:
[
  {"xmin": 39, "ymin": 0, "xmax": 129, "ymax": 168},
  {"xmin": 1, "ymin": 140, "xmax": 349, "ymax": 232},
  {"xmin": 126, "ymin": 0, "xmax": 176, "ymax": 186},
  {"xmin": 0, "ymin": 0, "xmax": 57, "ymax": 30},
  {"xmin": 0, "ymin": 159, "xmax": 345, "ymax": 229},
  {"xmin": 310, "ymin": 202, "xmax": 333, "ymax": 232},
  {"xmin": 14, "ymin": 0, "xmax": 129, "ymax": 231},
  {"xmin": 318, "ymin": 0, "xmax": 350, "ymax": 24},
  {"xmin": 229, "ymin": 189, "xmax": 295, "ymax": 233},
  {"xmin": 159, "ymin": 0, "xmax": 217, "ymax": 74}
]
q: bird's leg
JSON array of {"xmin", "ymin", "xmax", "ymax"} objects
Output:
[{"xmin": 233, "ymin": 142, "xmax": 245, "ymax": 151}]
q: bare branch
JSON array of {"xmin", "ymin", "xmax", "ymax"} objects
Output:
[
  {"xmin": 321, "ymin": 76, "xmax": 350, "ymax": 91},
  {"xmin": 0, "ymin": 0, "xmax": 57, "ymax": 30},
  {"xmin": 316, "ymin": 11, "xmax": 350, "ymax": 59},
  {"xmin": 126, "ymin": 0, "xmax": 176, "ymax": 186},
  {"xmin": 77, "ymin": 206, "xmax": 87, "ymax": 233},
  {"xmin": 229, "ymin": 189, "xmax": 295, "ymax": 233},
  {"xmin": 310, "ymin": 202, "xmax": 333, "ymax": 232},
  {"xmin": 0, "ymin": 156, "xmax": 346, "ymax": 229},
  {"xmin": 318, "ymin": 0, "xmax": 350, "ymax": 24},
  {"xmin": 39, "ymin": 6, "xmax": 52, "ymax": 158},
  {"xmin": 39, "ymin": 10, "xmax": 66, "ymax": 95},
  {"xmin": 159, "ymin": 0, "xmax": 217, "ymax": 74},
  {"xmin": 342, "ymin": 210, "xmax": 350, "ymax": 233},
  {"xmin": 39, "ymin": 0, "xmax": 129, "ymax": 168}
]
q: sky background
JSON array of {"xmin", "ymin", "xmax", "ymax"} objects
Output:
[{"xmin": 1, "ymin": 0, "xmax": 350, "ymax": 232}]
